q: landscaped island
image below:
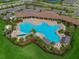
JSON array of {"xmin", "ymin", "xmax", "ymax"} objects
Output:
[{"xmin": 4, "ymin": 11, "xmax": 72, "ymax": 55}]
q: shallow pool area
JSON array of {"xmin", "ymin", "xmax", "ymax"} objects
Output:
[
  {"xmin": 19, "ymin": 22, "xmax": 61, "ymax": 43},
  {"xmin": 17, "ymin": 34, "xmax": 26, "ymax": 36}
]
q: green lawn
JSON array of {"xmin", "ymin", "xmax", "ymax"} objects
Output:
[{"xmin": 0, "ymin": 19, "xmax": 79, "ymax": 59}]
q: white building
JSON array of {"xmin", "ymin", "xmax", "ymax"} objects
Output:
[{"xmin": 63, "ymin": 0, "xmax": 77, "ymax": 4}]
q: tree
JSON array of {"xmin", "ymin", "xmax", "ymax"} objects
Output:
[{"xmin": 31, "ymin": 29, "xmax": 36, "ymax": 34}]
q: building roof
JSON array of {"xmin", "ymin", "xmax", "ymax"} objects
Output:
[
  {"xmin": 15, "ymin": 11, "xmax": 79, "ymax": 25},
  {"xmin": 16, "ymin": 11, "xmax": 60, "ymax": 18},
  {"xmin": 63, "ymin": 0, "xmax": 77, "ymax": 4}
]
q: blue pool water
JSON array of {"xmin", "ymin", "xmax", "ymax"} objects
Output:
[{"xmin": 19, "ymin": 22, "xmax": 61, "ymax": 43}]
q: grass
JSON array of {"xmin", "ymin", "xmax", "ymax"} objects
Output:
[{"xmin": 0, "ymin": 18, "xmax": 79, "ymax": 59}]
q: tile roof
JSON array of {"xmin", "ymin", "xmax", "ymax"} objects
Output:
[{"xmin": 15, "ymin": 11, "xmax": 79, "ymax": 25}]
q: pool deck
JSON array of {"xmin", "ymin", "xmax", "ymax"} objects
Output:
[{"xmin": 22, "ymin": 18, "xmax": 58, "ymax": 26}]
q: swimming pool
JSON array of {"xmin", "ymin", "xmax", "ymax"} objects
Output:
[{"xmin": 19, "ymin": 22, "xmax": 61, "ymax": 43}]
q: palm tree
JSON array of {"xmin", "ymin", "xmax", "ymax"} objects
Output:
[{"xmin": 31, "ymin": 29, "xmax": 36, "ymax": 34}]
